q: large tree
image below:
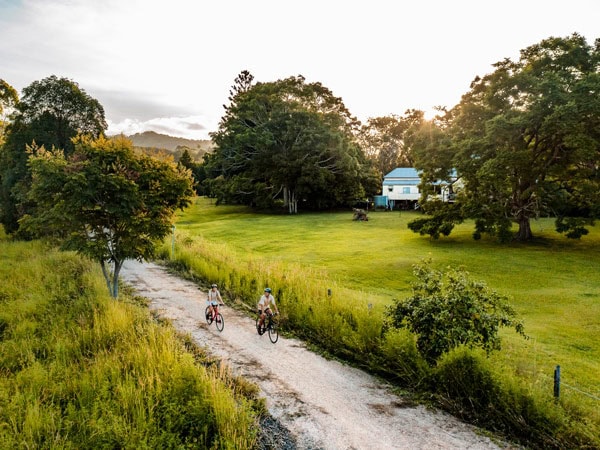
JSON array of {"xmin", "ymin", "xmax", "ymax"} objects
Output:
[
  {"xmin": 0, "ymin": 79, "xmax": 18, "ymax": 142},
  {"xmin": 0, "ymin": 75, "xmax": 107, "ymax": 234},
  {"xmin": 410, "ymin": 34, "xmax": 600, "ymax": 241},
  {"xmin": 207, "ymin": 73, "xmax": 377, "ymax": 213},
  {"xmin": 358, "ymin": 110, "xmax": 425, "ymax": 176},
  {"xmin": 21, "ymin": 136, "xmax": 194, "ymax": 298}
]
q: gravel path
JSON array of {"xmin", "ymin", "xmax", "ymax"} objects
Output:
[{"xmin": 121, "ymin": 260, "xmax": 514, "ymax": 450}]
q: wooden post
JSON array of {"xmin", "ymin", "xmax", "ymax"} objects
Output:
[
  {"xmin": 171, "ymin": 225, "xmax": 176, "ymax": 259},
  {"xmin": 553, "ymin": 365, "xmax": 561, "ymax": 399}
]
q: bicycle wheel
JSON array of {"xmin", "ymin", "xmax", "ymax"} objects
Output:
[
  {"xmin": 268, "ymin": 319, "xmax": 279, "ymax": 343},
  {"xmin": 205, "ymin": 306, "xmax": 212, "ymax": 324},
  {"xmin": 255, "ymin": 316, "xmax": 264, "ymax": 335},
  {"xmin": 215, "ymin": 313, "xmax": 224, "ymax": 332}
]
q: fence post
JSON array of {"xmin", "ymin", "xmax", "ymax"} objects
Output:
[
  {"xmin": 553, "ymin": 365, "xmax": 561, "ymax": 399},
  {"xmin": 171, "ymin": 225, "xmax": 176, "ymax": 259}
]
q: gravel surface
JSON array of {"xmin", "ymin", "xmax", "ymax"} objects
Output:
[{"xmin": 121, "ymin": 260, "xmax": 515, "ymax": 450}]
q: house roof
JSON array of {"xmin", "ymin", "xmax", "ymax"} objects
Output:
[
  {"xmin": 383, "ymin": 179, "xmax": 420, "ymax": 186},
  {"xmin": 383, "ymin": 167, "xmax": 459, "ymax": 187},
  {"xmin": 384, "ymin": 168, "xmax": 419, "ymax": 179}
]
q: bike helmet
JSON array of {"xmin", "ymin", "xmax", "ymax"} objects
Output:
[
  {"xmin": 211, "ymin": 284, "xmax": 217, "ymax": 288},
  {"xmin": 264, "ymin": 287, "xmax": 272, "ymax": 293}
]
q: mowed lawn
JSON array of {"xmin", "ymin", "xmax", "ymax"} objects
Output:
[{"xmin": 175, "ymin": 197, "xmax": 600, "ymax": 405}]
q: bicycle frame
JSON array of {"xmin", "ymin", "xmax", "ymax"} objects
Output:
[{"xmin": 205, "ymin": 303, "xmax": 224, "ymax": 332}]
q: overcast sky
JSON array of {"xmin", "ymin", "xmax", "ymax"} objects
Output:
[{"xmin": 1, "ymin": 0, "xmax": 598, "ymax": 140}]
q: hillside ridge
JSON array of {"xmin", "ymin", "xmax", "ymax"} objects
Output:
[{"xmin": 123, "ymin": 130, "xmax": 212, "ymax": 152}]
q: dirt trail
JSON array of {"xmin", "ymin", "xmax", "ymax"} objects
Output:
[{"xmin": 121, "ymin": 260, "xmax": 512, "ymax": 450}]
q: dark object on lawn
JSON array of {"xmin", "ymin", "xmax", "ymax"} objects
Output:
[{"xmin": 353, "ymin": 208, "xmax": 368, "ymax": 221}]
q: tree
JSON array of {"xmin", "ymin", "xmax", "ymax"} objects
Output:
[
  {"xmin": 21, "ymin": 136, "xmax": 194, "ymax": 298},
  {"xmin": 0, "ymin": 75, "xmax": 107, "ymax": 234},
  {"xmin": 410, "ymin": 34, "xmax": 600, "ymax": 241},
  {"xmin": 358, "ymin": 110, "xmax": 424, "ymax": 176},
  {"xmin": 208, "ymin": 72, "xmax": 377, "ymax": 212},
  {"xmin": 0, "ymin": 79, "xmax": 18, "ymax": 142},
  {"xmin": 385, "ymin": 260, "xmax": 527, "ymax": 365}
]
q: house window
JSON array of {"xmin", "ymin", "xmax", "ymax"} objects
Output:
[{"xmin": 403, "ymin": 187, "xmax": 410, "ymax": 194}]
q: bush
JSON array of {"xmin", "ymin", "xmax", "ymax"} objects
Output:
[{"xmin": 385, "ymin": 260, "xmax": 527, "ymax": 365}]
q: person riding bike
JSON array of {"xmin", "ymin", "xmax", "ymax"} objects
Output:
[
  {"xmin": 206, "ymin": 284, "xmax": 223, "ymax": 322},
  {"xmin": 257, "ymin": 287, "xmax": 279, "ymax": 334}
]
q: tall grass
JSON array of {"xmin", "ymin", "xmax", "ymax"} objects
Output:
[
  {"xmin": 0, "ymin": 238, "xmax": 259, "ymax": 449},
  {"xmin": 158, "ymin": 197, "xmax": 600, "ymax": 448}
]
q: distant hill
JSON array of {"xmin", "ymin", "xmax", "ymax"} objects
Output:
[
  {"xmin": 113, "ymin": 131, "xmax": 214, "ymax": 162},
  {"xmin": 126, "ymin": 131, "xmax": 213, "ymax": 152}
]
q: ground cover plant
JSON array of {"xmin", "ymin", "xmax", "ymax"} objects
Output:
[
  {"xmin": 0, "ymin": 236, "xmax": 260, "ymax": 449},
  {"xmin": 159, "ymin": 197, "xmax": 600, "ymax": 448}
]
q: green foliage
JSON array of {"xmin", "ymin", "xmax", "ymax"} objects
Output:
[
  {"xmin": 206, "ymin": 72, "xmax": 377, "ymax": 212},
  {"xmin": 0, "ymin": 79, "xmax": 18, "ymax": 142},
  {"xmin": 21, "ymin": 135, "xmax": 194, "ymax": 298},
  {"xmin": 385, "ymin": 260, "xmax": 527, "ymax": 365},
  {"xmin": 411, "ymin": 34, "xmax": 600, "ymax": 241},
  {"xmin": 0, "ymin": 240, "xmax": 258, "ymax": 449},
  {"xmin": 357, "ymin": 110, "xmax": 425, "ymax": 176},
  {"xmin": 407, "ymin": 201, "xmax": 462, "ymax": 239},
  {"xmin": 555, "ymin": 216, "xmax": 592, "ymax": 239},
  {"xmin": 0, "ymin": 75, "xmax": 107, "ymax": 234}
]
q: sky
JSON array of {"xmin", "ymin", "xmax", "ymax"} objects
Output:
[{"xmin": 1, "ymin": 0, "xmax": 598, "ymax": 140}]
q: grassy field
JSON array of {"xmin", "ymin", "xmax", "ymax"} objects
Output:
[
  {"xmin": 174, "ymin": 197, "xmax": 600, "ymax": 420},
  {"xmin": 0, "ymin": 235, "xmax": 260, "ymax": 448}
]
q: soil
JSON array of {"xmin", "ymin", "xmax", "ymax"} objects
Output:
[{"xmin": 121, "ymin": 260, "xmax": 516, "ymax": 450}]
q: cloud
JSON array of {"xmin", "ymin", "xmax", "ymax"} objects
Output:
[
  {"xmin": 2, "ymin": 0, "xmax": 599, "ymax": 140},
  {"xmin": 107, "ymin": 115, "xmax": 212, "ymax": 140}
]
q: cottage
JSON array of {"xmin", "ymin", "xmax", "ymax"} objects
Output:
[{"xmin": 378, "ymin": 168, "xmax": 459, "ymax": 210}]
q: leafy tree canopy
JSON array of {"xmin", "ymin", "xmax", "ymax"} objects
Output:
[
  {"xmin": 0, "ymin": 75, "xmax": 107, "ymax": 234},
  {"xmin": 206, "ymin": 72, "xmax": 378, "ymax": 212},
  {"xmin": 0, "ymin": 79, "xmax": 19, "ymax": 142},
  {"xmin": 21, "ymin": 136, "xmax": 194, "ymax": 298},
  {"xmin": 358, "ymin": 109, "xmax": 425, "ymax": 177},
  {"xmin": 410, "ymin": 34, "xmax": 600, "ymax": 242}
]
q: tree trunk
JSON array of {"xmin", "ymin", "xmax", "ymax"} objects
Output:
[
  {"xmin": 112, "ymin": 260, "xmax": 123, "ymax": 298},
  {"xmin": 516, "ymin": 217, "xmax": 533, "ymax": 241},
  {"xmin": 289, "ymin": 190, "xmax": 297, "ymax": 214},
  {"xmin": 100, "ymin": 258, "xmax": 123, "ymax": 298},
  {"xmin": 100, "ymin": 260, "xmax": 112, "ymax": 296}
]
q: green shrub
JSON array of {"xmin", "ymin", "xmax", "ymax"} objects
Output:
[{"xmin": 385, "ymin": 260, "xmax": 527, "ymax": 365}]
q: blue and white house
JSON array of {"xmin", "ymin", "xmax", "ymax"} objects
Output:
[{"xmin": 377, "ymin": 168, "xmax": 459, "ymax": 210}]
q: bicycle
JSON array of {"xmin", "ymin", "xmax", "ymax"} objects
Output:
[
  {"xmin": 205, "ymin": 303, "xmax": 224, "ymax": 332},
  {"xmin": 256, "ymin": 311, "xmax": 279, "ymax": 343}
]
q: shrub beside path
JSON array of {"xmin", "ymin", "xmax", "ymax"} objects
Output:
[{"xmin": 121, "ymin": 260, "xmax": 515, "ymax": 450}]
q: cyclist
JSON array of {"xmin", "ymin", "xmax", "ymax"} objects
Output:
[
  {"xmin": 206, "ymin": 284, "xmax": 223, "ymax": 322},
  {"xmin": 257, "ymin": 287, "xmax": 279, "ymax": 334}
]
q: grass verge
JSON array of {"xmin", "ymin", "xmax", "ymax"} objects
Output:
[{"xmin": 0, "ymin": 238, "xmax": 261, "ymax": 449}]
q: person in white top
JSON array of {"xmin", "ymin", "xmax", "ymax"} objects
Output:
[
  {"xmin": 257, "ymin": 287, "xmax": 279, "ymax": 334},
  {"xmin": 206, "ymin": 284, "xmax": 223, "ymax": 321}
]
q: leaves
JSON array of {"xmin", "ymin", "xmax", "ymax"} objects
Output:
[
  {"xmin": 206, "ymin": 72, "xmax": 376, "ymax": 211},
  {"xmin": 385, "ymin": 260, "xmax": 527, "ymax": 365},
  {"xmin": 409, "ymin": 34, "xmax": 600, "ymax": 241},
  {"xmin": 21, "ymin": 136, "xmax": 194, "ymax": 297},
  {"xmin": 0, "ymin": 76, "xmax": 107, "ymax": 233}
]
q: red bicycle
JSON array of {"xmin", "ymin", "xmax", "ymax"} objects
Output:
[
  {"xmin": 205, "ymin": 303, "xmax": 224, "ymax": 332},
  {"xmin": 256, "ymin": 311, "xmax": 279, "ymax": 343}
]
